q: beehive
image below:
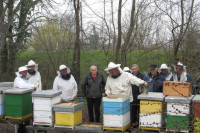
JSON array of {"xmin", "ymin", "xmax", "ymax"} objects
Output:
[
  {"xmin": 0, "ymin": 86, "xmax": 13, "ymax": 119},
  {"xmin": 102, "ymin": 95, "xmax": 130, "ymax": 131},
  {"xmin": 75, "ymin": 123, "xmax": 102, "ymax": 131},
  {"xmin": 32, "ymin": 90, "xmax": 61, "ymax": 126},
  {"xmin": 192, "ymin": 95, "xmax": 200, "ymax": 132},
  {"xmin": 3, "ymin": 88, "xmax": 34, "ymax": 119},
  {"xmin": 53, "ymin": 102, "xmax": 84, "ymax": 127},
  {"xmin": 163, "ymin": 81, "xmax": 192, "ymax": 97},
  {"xmin": 165, "ymin": 95, "xmax": 194, "ymax": 132},
  {"xmin": 138, "ymin": 92, "xmax": 165, "ymax": 131}
]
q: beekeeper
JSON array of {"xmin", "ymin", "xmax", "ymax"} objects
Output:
[
  {"xmin": 170, "ymin": 61, "xmax": 192, "ymax": 82},
  {"xmin": 159, "ymin": 64, "xmax": 172, "ymax": 81},
  {"xmin": 26, "ymin": 60, "xmax": 42, "ymax": 91},
  {"xmin": 53, "ymin": 65, "xmax": 77, "ymax": 102},
  {"xmin": 14, "ymin": 66, "xmax": 37, "ymax": 91},
  {"xmin": 104, "ymin": 62, "xmax": 147, "ymax": 102}
]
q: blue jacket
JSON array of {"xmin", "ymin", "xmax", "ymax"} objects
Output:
[{"xmin": 148, "ymin": 72, "xmax": 164, "ymax": 92}]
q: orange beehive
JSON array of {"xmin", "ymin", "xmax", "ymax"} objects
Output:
[{"xmin": 163, "ymin": 81, "xmax": 192, "ymax": 97}]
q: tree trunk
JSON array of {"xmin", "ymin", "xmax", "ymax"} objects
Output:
[
  {"xmin": 72, "ymin": 0, "xmax": 81, "ymax": 86},
  {"xmin": 114, "ymin": 0, "xmax": 122, "ymax": 63}
]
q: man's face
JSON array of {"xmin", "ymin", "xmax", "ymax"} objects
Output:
[
  {"xmin": 20, "ymin": 70, "xmax": 28, "ymax": 77},
  {"xmin": 161, "ymin": 69, "xmax": 168, "ymax": 75},
  {"xmin": 60, "ymin": 68, "xmax": 67, "ymax": 76},
  {"xmin": 28, "ymin": 65, "xmax": 35, "ymax": 72},
  {"xmin": 132, "ymin": 66, "xmax": 139, "ymax": 75},
  {"xmin": 176, "ymin": 65, "xmax": 183, "ymax": 75},
  {"xmin": 90, "ymin": 66, "xmax": 97, "ymax": 75},
  {"xmin": 150, "ymin": 68, "xmax": 157, "ymax": 76},
  {"xmin": 108, "ymin": 67, "xmax": 120, "ymax": 76}
]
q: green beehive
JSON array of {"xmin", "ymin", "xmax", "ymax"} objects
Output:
[
  {"xmin": 3, "ymin": 88, "xmax": 34, "ymax": 119},
  {"xmin": 166, "ymin": 115, "xmax": 189, "ymax": 130}
]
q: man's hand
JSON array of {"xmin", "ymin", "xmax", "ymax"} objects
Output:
[
  {"xmin": 34, "ymin": 87, "xmax": 37, "ymax": 91},
  {"xmin": 102, "ymin": 93, "xmax": 106, "ymax": 97}
]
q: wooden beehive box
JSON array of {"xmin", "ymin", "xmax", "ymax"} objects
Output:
[
  {"xmin": 192, "ymin": 95, "xmax": 200, "ymax": 132},
  {"xmin": 3, "ymin": 88, "xmax": 34, "ymax": 119},
  {"xmin": 103, "ymin": 95, "xmax": 130, "ymax": 115},
  {"xmin": 32, "ymin": 90, "xmax": 61, "ymax": 126},
  {"xmin": 53, "ymin": 102, "xmax": 84, "ymax": 127},
  {"xmin": 163, "ymin": 81, "xmax": 192, "ymax": 97}
]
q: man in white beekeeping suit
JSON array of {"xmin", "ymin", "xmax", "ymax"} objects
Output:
[
  {"xmin": 104, "ymin": 62, "xmax": 147, "ymax": 102},
  {"xmin": 26, "ymin": 60, "xmax": 42, "ymax": 91},
  {"xmin": 14, "ymin": 66, "xmax": 37, "ymax": 91},
  {"xmin": 53, "ymin": 65, "xmax": 78, "ymax": 102}
]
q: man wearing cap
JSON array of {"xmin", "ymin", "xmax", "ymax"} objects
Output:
[
  {"xmin": 104, "ymin": 62, "xmax": 147, "ymax": 103},
  {"xmin": 53, "ymin": 65, "xmax": 77, "ymax": 102},
  {"xmin": 14, "ymin": 66, "xmax": 37, "ymax": 91},
  {"xmin": 148, "ymin": 64, "xmax": 164, "ymax": 92},
  {"xmin": 170, "ymin": 61, "xmax": 192, "ymax": 82},
  {"xmin": 26, "ymin": 60, "xmax": 42, "ymax": 91},
  {"xmin": 159, "ymin": 64, "xmax": 172, "ymax": 81},
  {"xmin": 81, "ymin": 65, "xmax": 106, "ymax": 122}
]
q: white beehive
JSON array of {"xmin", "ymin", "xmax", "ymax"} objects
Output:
[{"xmin": 32, "ymin": 90, "xmax": 61, "ymax": 126}]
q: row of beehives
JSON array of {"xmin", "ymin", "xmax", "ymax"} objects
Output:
[
  {"xmin": 0, "ymin": 82, "xmax": 131, "ymax": 131},
  {"xmin": 138, "ymin": 92, "xmax": 200, "ymax": 133}
]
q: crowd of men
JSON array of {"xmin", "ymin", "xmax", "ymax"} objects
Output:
[{"xmin": 14, "ymin": 60, "xmax": 200, "ymax": 128}]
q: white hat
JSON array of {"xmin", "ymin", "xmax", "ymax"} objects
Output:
[
  {"xmin": 18, "ymin": 66, "xmax": 28, "ymax": 72},
  {"xmin": 26, "ymin": 60, "xmax": 38, "ymax": 71},
  {"xmin": 159, "ymin": 64, "xmax": 171, "ymax": 70},
  {"xmin": 59, "ymin": 65, "xmax": 67, "ymax": 70},
  {"xmin": 123, "ymin": 67, "xmax": 130, "ymax": 72},
  {"xmin": 176, "ymin": 61, "xmax": 184, "ymax": 66},
  {"xmin": 104, "ymin": 62, "xmax": 121, "ymax": 71}
]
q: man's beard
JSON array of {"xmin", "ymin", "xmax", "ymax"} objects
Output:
[
  {"xmin": 62, "ymin": 74, "xmax": 71, "ymax": 80},
  {"xmin": 112, "ymin": 73, "xmax": 121, "ymax": 79}
]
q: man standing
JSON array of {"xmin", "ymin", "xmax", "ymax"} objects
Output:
[
  {"xmin": 148, "ymin": 64, "xmax": 164, "ymax": 92},
  {"xmin": 53, "ymin": 65, "xmax": 77, "ymax": 102},
  {"xmin": 170, "ymin": 61, "xmax": 192, "ymax": 82},
  {"xmin": 159, "ymin": 64, "xmax": 172, "ymax": 81},
  {"xmin": 131, "ymin": 64, "xmax": 146, "ymax": 127},
  {"xmin": 14, "ymin": 66, "xmax": 37, "ymax": 91},
  {"xmin": 104, "ymin": 62, "xmax": 147, "ymax": 103},
  {"xmin": 26, "ymin": 60, "xmax": 42, "ymax": 91},
  {"xmin": 81, "ymin": 65, "xmax": 106, "ymax": 122}
]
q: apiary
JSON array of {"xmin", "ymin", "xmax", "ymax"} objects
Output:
[
  {"xmin": 163, "ymin": 81, "xmax": 192, "ymax": 97},
  {"xmin": 32, "ymin": 90, "xmax": 61, "ymax": 126},
  {"xmin": 138, "ymin": 92, "xmax": 165, "ymax": 132},
  {"xmin": 102, "ymin": 95, "xmax": 130, "ymax": 132},
  {"xmin": 165, "ymin": 95, "xmax": 194, "ymax": 132},
  {"xmin": 192, "ymin": 95, "xmax": 200, "ymax": 132},
  {"xmin": 0, "ymin": 82, "xmax": 13, "ymax": 119},
  {"xmin": 52, "ymin": 102, "xmax": 84, "ymax": 128},
  {"xmin": 3, "ymin": 88, "xmax": 34, "ymax": 120}
]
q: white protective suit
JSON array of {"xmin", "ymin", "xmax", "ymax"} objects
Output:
[
  {"xmin": 53, "ymin": 68, "xmax": 77, "ymax": 101},
  {"xmin": 105, "ymin": 70, "xmax": 145, "ymax": 102},
  {"xmin": 27, "ymin": 71, "xmax": 42, "ymax": 91},
  {"xmin": 14, "ymin": 72, "xmax": 35, "ymax": 89}
]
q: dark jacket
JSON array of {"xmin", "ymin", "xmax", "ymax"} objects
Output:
[
  {"xmin": 81, "ymin": 72, "xmax": 106, "ymax": 98},
  {"xmin": 132, "ymin": 72, "xmax": 144, "ymax": 104},
  {"xmin": 148, "ymin": 72, "xmax": 164, "ymax": 92}
]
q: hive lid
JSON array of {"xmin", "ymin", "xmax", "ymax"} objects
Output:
[
  {"xmin": 3, "ymin": 88, "xmax": 34, "ymax": 94},
  {"xmin": 0, "ymin": 87, "xmax": 13, "ymax": 93},
  {"xmin": 103, "ymin": 95, "xmax": 129, "ymax": 102},
  {"xmin": 192, "ymin": 95, "xmax": 200, "ymax": 102},
  {"xmin": 138, "ymin": 92, "xmax": 165, "ymax": 101},
  {"xmin": 32, "ymin": 90, "xmax": 62, "ymax": 98},
  {"xmin": 53, "ymin": 102, "xmax": 84, "ymax": 112},
  {"xmin": 0, "ymin": 82, "xmax": 14, "ymax": 87},
  {"xmin": 165, "ymin": 95, "xmax": 194, "ymax": 104}
]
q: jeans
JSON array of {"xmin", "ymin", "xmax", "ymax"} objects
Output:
[{"xmin": 86, "ymin": 97, "xmax": 102, "ymax": 122}]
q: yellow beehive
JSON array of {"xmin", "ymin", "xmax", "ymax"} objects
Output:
[
  {"xmin": 55, "ymin": 110, "xmax": 82, "ymax": 126},
  {"xmin": 163, "ymin": 81, "xmax": 192, "ymax": 97},
  {"xmin": 140, "ymin": 100, "xmax": 162, "ymax": 114},
  {"xmin": 194, "ymin": 117, "xmax": 200, "ymax": 131}
]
